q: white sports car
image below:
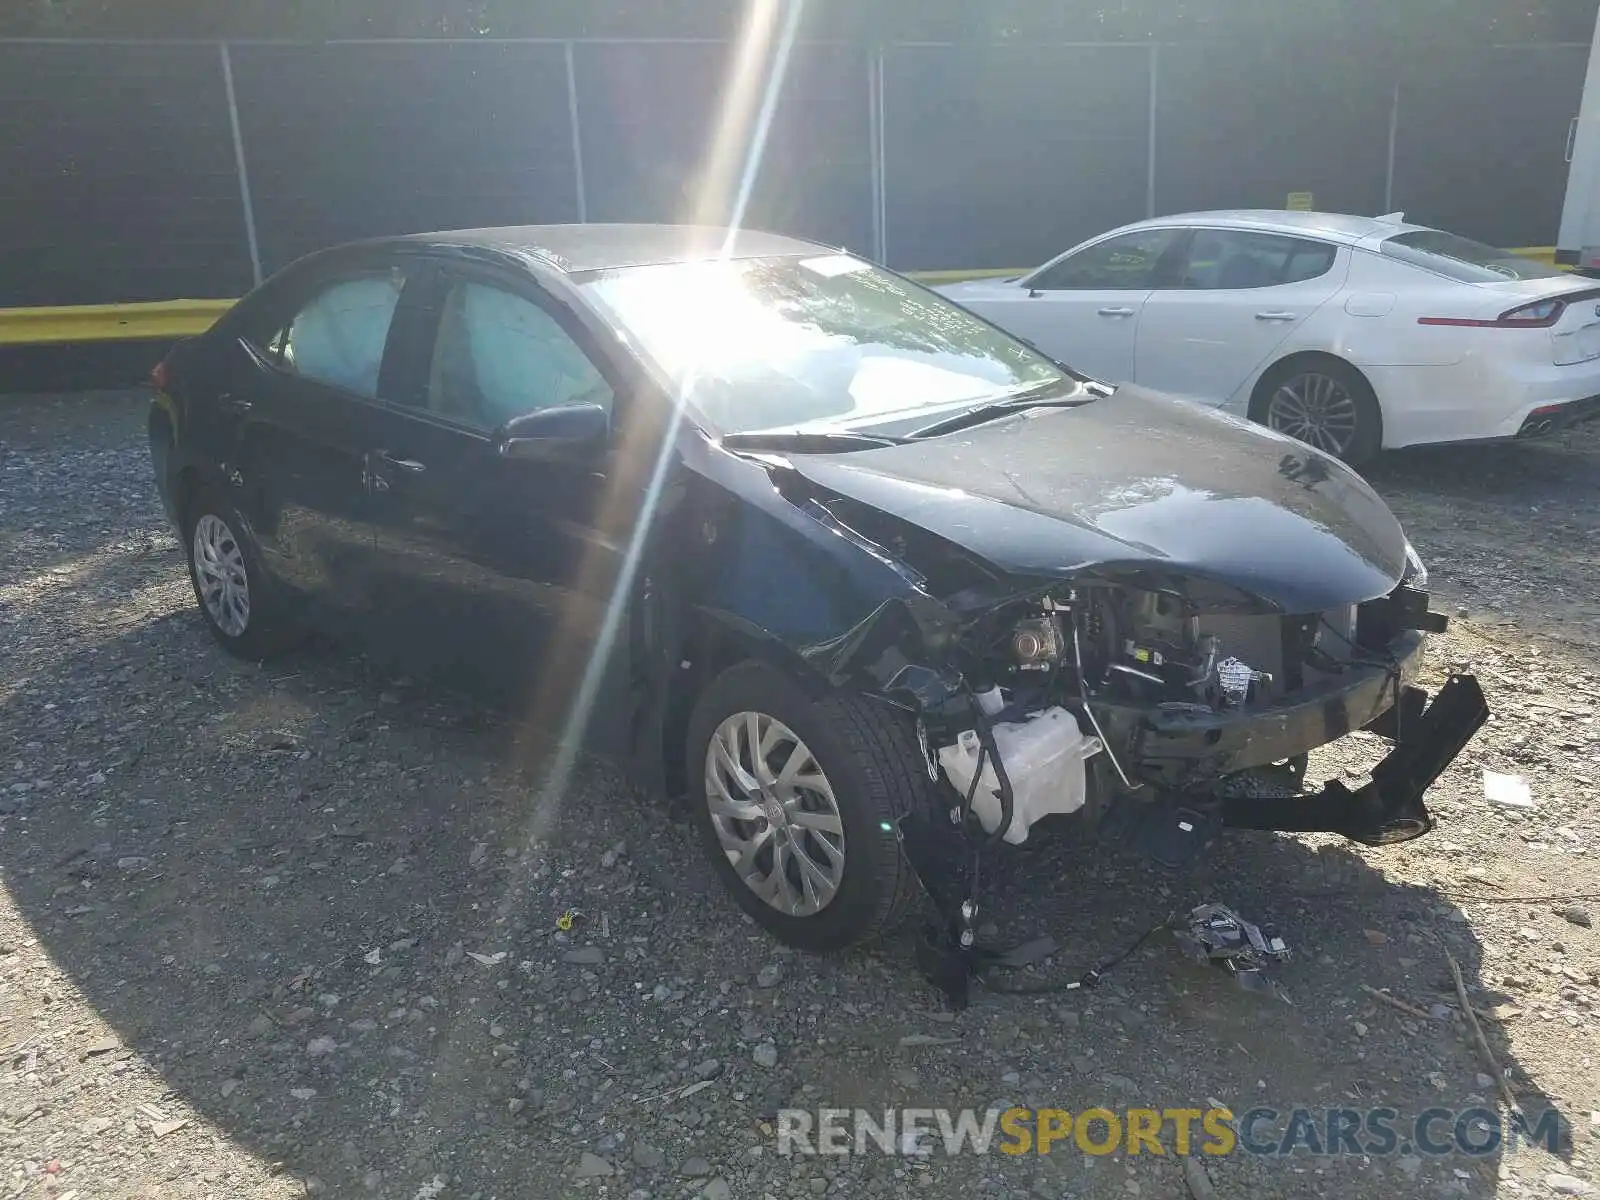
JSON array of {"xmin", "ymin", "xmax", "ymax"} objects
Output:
[{"xmin": 936, "ymin": 210, "xmax": 1600, "ymax": 464}]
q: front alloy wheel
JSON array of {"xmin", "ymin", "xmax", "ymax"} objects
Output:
[
  {"xmin": 686, "ymin": 661, "xmax": 932, "ymax": 953},
  {"xmin": 705, "ymin": 711, "xmax": 847, "ymax": 917}
]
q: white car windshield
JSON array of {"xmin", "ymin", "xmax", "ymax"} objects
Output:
[
  {"xmin": 577, "ymin": 253, "xmax": 1069, "ymax": 435},
  {"xmin": 1380, "ymin": 230, "xmax": 1567, "ymax": 282}
]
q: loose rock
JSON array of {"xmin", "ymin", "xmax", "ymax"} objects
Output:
[
  {"xmin": 632, "ymin": 1141, "xmax": 665, "ymax": 1171},
  {"xmin": 1546, "ymin": 1174, "xmax": 1593, "ymax": 1196},
  {"xmin": 574, "ymin": 1153, "xmax": 614, "ymax": 1180},
  {"xmin": 694, "ymin": 1059, "xmax": 723, "ymax": 1082}
]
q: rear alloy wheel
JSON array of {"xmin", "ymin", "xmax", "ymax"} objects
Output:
[
  {"xmin": 183, "ymin": 488, "xmax": 297, "ymax": 659},
  {"xmin": 686, "ymin": 661, "xmax": 932, "ymax": 953},
  {"xmin": 1255, "ymin": 359, "xmax": 1382, "ymax": 466},
  {"xmin": 192, "ymin": 514, "xmax": 251, "ymax": 638}
]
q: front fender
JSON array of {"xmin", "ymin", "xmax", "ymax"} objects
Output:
[{"xmin": 629, "ymin": 439, "xmax": 971, "ymax": 796}]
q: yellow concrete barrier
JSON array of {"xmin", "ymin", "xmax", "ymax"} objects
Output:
[
  {"xmin": 0, "ymin": 299, "xmax": 234, "ymax": 347},
  {"xmin": 906, "ymin": 268, "xmax": 1027, "ymax": 284},
  {"xmin": 1512, "ymin": 246, "xmax": 1559, "ymax": 266}
]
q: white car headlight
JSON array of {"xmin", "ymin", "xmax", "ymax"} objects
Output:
[{"xmin": 1403, "ymin": 540, "xmax": 1429, "ymax": 590}]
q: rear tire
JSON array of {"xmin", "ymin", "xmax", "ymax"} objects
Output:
[
  {"xmin": 1250, "ymin": 356, "xmax": 1382, "ymax": 467},
  {"xmin": 685, "ymin": 661, "xmax": 933, "ymax": 953},
  {"xmin": 182, "ymin": 486, "xmax": 298, "ymax": 660}
]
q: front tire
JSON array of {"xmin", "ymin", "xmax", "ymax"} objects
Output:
[
  {"xmin": 685, "ymin": 661, "xmax": 933, "ymax": 953},
  {"xmin": 182, "ymin": 487, "xmax": 296, "ymax": 660},
  {"xmin": 1251, "ymin": 357, "xmax": 1382, "ymax": 467}
]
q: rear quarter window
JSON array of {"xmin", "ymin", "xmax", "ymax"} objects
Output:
[{"xmin": 1379, "ymin": 231, "xmax": 1566, "ymax": 282}]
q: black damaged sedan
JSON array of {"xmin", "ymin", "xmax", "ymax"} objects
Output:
[{"xmin": 148, "ymin": 224, "xmax": 1487, "ymax": 961}]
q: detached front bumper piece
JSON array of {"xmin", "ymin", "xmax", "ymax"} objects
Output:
[{"xmin": 1220, "ymin": 673, "xmax": 1489, "ymax": 845}]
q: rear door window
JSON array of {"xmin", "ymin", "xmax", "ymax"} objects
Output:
[
  {"xmin": 263, "ymin": 268, "xmax": 411, "ymax": 398},
  {"xmin": 1177, "ymin": 230, "xmax": 1338, "ymax": 290}
]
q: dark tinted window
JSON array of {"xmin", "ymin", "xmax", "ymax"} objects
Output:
[
  {"xmin": 260, "ymin": 267, "xmax": 410, "ymax": 398},
  {"xmin": 425, "ymin": 280, "xmax": 613, "ymax": 429},
  {"xmin": 1178, "ymin": 230, "xmax": 1338, "ymax": 290},
  {"xmin": 1379, "ymin": 230, "xmax": 1566, "ymax": 281},
  {"xmin": 1027, "ymin": 228, "xmax": 1183, "ymax": 291}
]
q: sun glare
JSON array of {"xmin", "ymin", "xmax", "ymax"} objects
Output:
[{"xmin": 509, "ymin": 0, "xmax": 806, "ymax": 826}]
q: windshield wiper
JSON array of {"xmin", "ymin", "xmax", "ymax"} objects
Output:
[
  {"xmin": 717, "ymin": 429, "xmax": 911, "ymax": 454},
  {"xmin": 907, "ymin": 388, "xmax": 1096, "ymax": 440}
]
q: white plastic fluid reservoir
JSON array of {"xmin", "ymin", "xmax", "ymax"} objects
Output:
[{"xmin": 935, "ymin": 707, "xmax": 1103, "ymax": 845}]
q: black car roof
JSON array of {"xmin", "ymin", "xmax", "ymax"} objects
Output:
[{"xmin": 385, "ymin": 223, "xmax": 832, "ymax": 274}]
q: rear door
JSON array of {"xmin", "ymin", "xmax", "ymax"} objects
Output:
[
  {"xmin": 970, "ymin": 226, "xmax": 1186, "ymax": 384},
  {"xmin": 1135, "ymin": 228, "xmax": 1347, "ymax": 403},
  {"xmin": 361, "ymin": 263, "xmax": 630, "ymax": 734},
  {"xmin": 215, "ymin": 260, "xmax": 421, "ymax": 614}
]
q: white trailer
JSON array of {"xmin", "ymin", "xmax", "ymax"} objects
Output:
[{"xmin": 1557, "ymin": 7, "xmax": 1600, "ymax": 270}]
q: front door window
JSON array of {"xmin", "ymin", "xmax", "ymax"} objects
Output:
[{"xmin": 426, "ymin": 280, "xmax": 614, "ymax": 429}]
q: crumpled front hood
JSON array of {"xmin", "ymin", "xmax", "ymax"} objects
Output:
[{"xmin": 783, "ymin": 387, "xmax": 1410, "ymax": 613}]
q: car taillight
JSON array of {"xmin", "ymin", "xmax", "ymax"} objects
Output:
[{"xmin": 1418, "ymin": 298, "xmax": 1566, "ymax": 328}]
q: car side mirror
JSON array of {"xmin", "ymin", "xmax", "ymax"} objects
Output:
[{"xmin": 496, "ymin": 403, "xmax": 609, "ymax": 462}]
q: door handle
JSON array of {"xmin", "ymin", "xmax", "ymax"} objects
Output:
[
  {"xmin": 376, "ymin": 451, "xmax": 426, "ymax": 474},
  {"xmin": 218, "ymin": 394, "xmax": 253, "ymax": 415},
  {"xmin": 1097, "ymin": 306, "xmax": 1136, "ymax": 317},
  {"xmin": 1568, "ymin": 115, "xmax": 1580, "ymax": 164},
  {"xmin": 1255, "ymin": 311, "xmax": 1299, "ymax": 321}
]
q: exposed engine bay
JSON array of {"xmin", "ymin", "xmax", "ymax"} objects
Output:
[
  {"xmin": 919, "ymin": 580, "xmax": 1433, "ymax": 839},
  {"xmin": 772, "ymin": 463, "xmax": 1487, "ymax": 873},
  {"xmin": 870, "ymin": 571, "xmax": 1489, "ymax": 1007}
]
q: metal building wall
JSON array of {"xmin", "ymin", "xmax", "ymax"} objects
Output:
[
  {"xmin": 880, "ymin": 43, "xmax": 1153, "ymax": 271},
  {"xmin": 1391, "ymin": 43, "xmax": 1590, "ymax": 247},
  {"xmin": 229, "ymin": 42, "xmax": 580, "ymax": 277},
  {"xmin": 0, "ymin": 37, "xmax": 1590, "ymax": 309},
  {"xmin": 0, "ymin": 42, "xmax": 253, "ymax": 306},
  {"xmin": 572, "ymin": 41, "xmax": 874, "ymax": 254},
  {"xmin": 1151, "ymin": 44, "xmax": 1394, "ymax": 220}
]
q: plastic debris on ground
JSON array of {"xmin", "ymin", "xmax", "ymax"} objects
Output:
[
  {"xmin": 1172, "ymin": 902, "xmax": 1291, "ymax": 998},
  {"xmin": 1482, "ymin": 770, "xmax": 1535, "ymax": 810}
]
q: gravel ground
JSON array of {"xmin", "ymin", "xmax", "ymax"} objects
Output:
[{"xmin": 2, "ymin": 391, "xmax": 1598, "ymax": 1200}]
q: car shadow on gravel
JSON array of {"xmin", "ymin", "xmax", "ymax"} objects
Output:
[{"xmin": 0, "ymin": 600, "xmax": 1576, "ymax": 1199}]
